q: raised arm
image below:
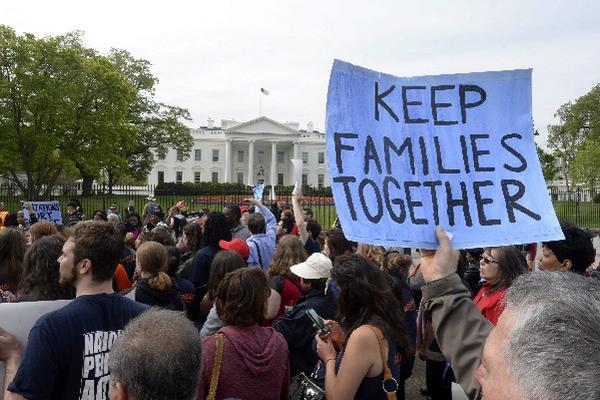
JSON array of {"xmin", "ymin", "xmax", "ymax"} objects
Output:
[
  {"xmin": 419, "ymin": 228, "xmax": 491, "ymax": 399},
  {"xmin": 291, "ymin": 190, "xmax": 309, "ymax": 244}
]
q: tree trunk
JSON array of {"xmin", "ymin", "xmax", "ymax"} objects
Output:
[{"xmin": 81, "ymin": 175, "xmax": 94, "ymax": 196}]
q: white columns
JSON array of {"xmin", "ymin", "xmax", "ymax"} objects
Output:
[
  {"xmin": 293, "ymin": 141, "xmax": 299, "ymax": 159},
  {"xmin": 224, "ymin": 139, "xmax": 232, "ymax": 183},
  {"xmin": 270, "ymin": 141, "xmax": 277, "ymax": 200},
  {"xmin": 247, "ymin": 140, "xmax": 255, "ymax": 185}
]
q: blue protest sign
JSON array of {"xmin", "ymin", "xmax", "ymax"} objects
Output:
[{"xmin": 326, "ymin": 60, "xmax": 564, "ymax": 249}]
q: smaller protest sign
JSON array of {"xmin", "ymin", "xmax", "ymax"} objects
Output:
[
  {"xmin": 291, "ymin": 159, "xmax": 303, "ymax": 196},
  {"xmin": 20, "ymin": 201, "xmax": 63, "ymax": 225},
  {"xmin": 253, "ymin": 183, "xmax": 265, "ymax": 201}
]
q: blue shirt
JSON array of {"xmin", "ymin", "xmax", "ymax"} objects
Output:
[
  {"xmin": 8, "ymin": 294, "xmax": 148, "ymax": 400},
  {"xmin": 246, "ymin": 205, "xmax": 277, "ymax": 272}
]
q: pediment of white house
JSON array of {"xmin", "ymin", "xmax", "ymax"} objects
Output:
[{"xmin": 224, "ymin": 116, "xmax": 299, "ymax": 138}]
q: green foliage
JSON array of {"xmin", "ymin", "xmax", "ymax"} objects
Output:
[
  {"xmin": 548, "ymin": 84, "xmax": 600, "ymax": 190},
  {"xmin": 0, "ymin": 25, "xmax": 192, "ymax": 197},
  {"xmin": 570, "ymin": 139, "xmax": 600, "ymax": 189},
  {"xmin": 535, "ymin": 143, "xmax": 559, "ymax": 181}
]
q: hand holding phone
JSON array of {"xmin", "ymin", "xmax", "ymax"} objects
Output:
[{"xmin": 306, "ymin": 308, "xmax": 331, "ymax": 334}]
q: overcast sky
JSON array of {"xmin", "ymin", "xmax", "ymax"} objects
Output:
[{"xmin": 3, "ymin": 0, "xmax": 599, "ymax": 146}]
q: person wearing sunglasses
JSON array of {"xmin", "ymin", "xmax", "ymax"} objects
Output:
[{"xmin": 474, "ymin": 247, "xmax": 527, "ymax": 325}]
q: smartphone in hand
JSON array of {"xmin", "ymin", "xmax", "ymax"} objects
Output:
[{"xmin": 306, "ymin": 308, "xmax": 331, "ymax": 334}]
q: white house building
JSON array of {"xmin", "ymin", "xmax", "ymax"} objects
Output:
[{"xmin": 148, "ymin": 116, "xmax": 329, "ymax": 188}]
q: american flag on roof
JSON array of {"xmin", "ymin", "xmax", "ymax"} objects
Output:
[{"xmin": 260, "ymin": 88, "xmax": 269, "ymax": 95}]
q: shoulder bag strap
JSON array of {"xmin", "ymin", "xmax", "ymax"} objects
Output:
[
  {"xmin": 365, "ymin": 325, "xmax": 397, "ymax": 400},
  {"xmin": 207, "ymin": 332, "xmax": 225, "ymax": 400}
]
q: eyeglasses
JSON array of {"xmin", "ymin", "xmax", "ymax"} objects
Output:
[{"xmin": 480, "ymin": 255, "xmax": 498, "ymax": 265}]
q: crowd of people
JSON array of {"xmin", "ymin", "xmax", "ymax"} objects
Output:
[{"xmin": 0, "ymin": 192, "xmax": 600, "ymax": 400}]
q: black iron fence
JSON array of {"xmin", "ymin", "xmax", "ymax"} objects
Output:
[
  {"xmin": 0, "ymin": 184, "xmax": 338, "ymax": 229},
  {"xmin": 2, "ymin": 184, "xmax": 600, "ymax": 230}
]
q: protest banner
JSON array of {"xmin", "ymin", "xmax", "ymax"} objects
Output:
[
  {"xmin": 291, "ymin": 159, "xmax": 303, "ymax": 196},
  {"xmin": 0, "ymin": 300, "xmax": 71, "ymax": 399},
  {"xmin": 20, "ymin": 200, "xmax": 63, "ymax": 225},
  {"xmin": 326, "ymin": 60, "xmax": 564, "ymax": 249}
]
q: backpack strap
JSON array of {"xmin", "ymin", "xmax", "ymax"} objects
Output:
[{"xmin": 249, "ymin": 239, "xmax": 263, "ymax": 269}]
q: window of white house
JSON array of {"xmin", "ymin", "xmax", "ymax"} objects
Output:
[
  {"xmin": 194, "ymin": 172, "xmax": 201, "ymax": 183},
  {"xmin": 237, "ymin": 172, "xmax": 244, "ymax": 184},
  {"xmin": 237, "ymin": 150, "xmax": 244, "ymax": 163},
  {"xmin": 212, "ymin": 172, "xmax": 219, "ymax": 183},
  {"xmin": 194, "ymin": 149, "xmax": 201, "ymax": 161},
  {"xmin": 258, "ymin": 151, "xmax": 265, "ymax": 164},
  {"xmin": 302, "ymin": 174, "xmax": 308, "ymax": 186},
  {"xmin": 158, "ymin": 171, "xmax": 165, "ymax": 184},
  {"xmin": 318, "ymin": 174, "xmax": 324, "ymax": 188},
  {"xmin": 318, "ymin": 152, "xmax": 325, "ymax": 164},
  {"xmin": 176, "ymin": 171, "xmax": 183, "ymax": 183},
  {"xmin": 277, "ymin": 173, "xmax": 284, "ymax": 185},
  {"xmin": 277, "ymin": 151, "xmax": 285, "ymax": 163},
  {"xmin": 212, "ymin": 149, "xmax": 219, "ymax": 162},
  {"xmin": 302, "ymin": 152, "xmax": 309, "ymax": 164}
]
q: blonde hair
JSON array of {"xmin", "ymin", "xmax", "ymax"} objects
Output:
[
  {"xmin": 356, "ymin": 243, "xmax": 384, "ymax": 267},
  {"xmin": 268, "ymin": 235, "xmax": 307, "ymax": 279},
  {"xmin": 137, "ymin": 241, "xmax": 171, "ymax": 290}
]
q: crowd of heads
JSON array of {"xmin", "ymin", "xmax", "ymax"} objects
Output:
[{"xmin": 1, "ymin": 194, "xmax": 600, "ymax": 400}]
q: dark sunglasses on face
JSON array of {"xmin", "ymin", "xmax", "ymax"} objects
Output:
[{"xmin": 480, "ymin": 255, "xmax": 498, "ymax": 264}]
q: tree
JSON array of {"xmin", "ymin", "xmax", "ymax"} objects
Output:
[
  {"xmin": 570, "ymin": 138, "xmax": 600, "ymax": 189},
  {"xmin": 101, "ymin": 49, "xmax": 192, "ymax": 192},
  {"xmin": 548, "ymin": 84, "xmax": 600, "ymax": 191},
  {"xmin": 0, "ymin": 26, "xmax": 193, "ymax": 197},
  {"xmin": 536, "ymin": 143, "xmax": 559, "ymax": 182}
]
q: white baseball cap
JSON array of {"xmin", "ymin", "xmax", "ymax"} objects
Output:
[{"xmin": 290, "ymin": 253, "xmax": 332, "ymax": 280}]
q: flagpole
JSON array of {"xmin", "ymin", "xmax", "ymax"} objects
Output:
[{"xmin": 259, "ymin": 93, "xmax": 262, "ymax": 117}]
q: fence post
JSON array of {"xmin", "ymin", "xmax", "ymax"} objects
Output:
[{"xmin": 576, "ymin": 188, "xmax": 581, "ymax": 226}]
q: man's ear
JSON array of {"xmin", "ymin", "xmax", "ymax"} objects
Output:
[
  {"xmin": 561, "ymin": 259, "xmax": 573, "ymax": 272},
  {"xmin": 109, "ymin": 381, "xmax": 128, "ymax": 400},
  {"xmin": 79, "ymin": 259, "xmax": 92, "ymax": 276}
]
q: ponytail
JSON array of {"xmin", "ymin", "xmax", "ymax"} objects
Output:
[{"xmin": 148, "ymin": 271, "xmax": 172, "ymax": 291}]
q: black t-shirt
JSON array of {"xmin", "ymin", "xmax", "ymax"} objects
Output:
[
  {"xmin": 8, "ymin": 293, "xmax": 148, "ymax": 400},
  {"xmin": 304, "ymin": 236, "xmax": 321, "ymax": 255}
]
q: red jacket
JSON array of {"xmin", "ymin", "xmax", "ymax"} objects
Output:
[{"xmin": 473, "ymin": 284, "xmax": 506, "ymax": 325}]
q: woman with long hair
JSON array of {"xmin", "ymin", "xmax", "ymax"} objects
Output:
[
  {"xmin": 316, "ymin": 254, "xmax": 411, "ymax": 400},
  {"xmin": 474, "ymin": 246, "xmax": 527, "ymax": 325},
  {"xmin": 123, "ymin": 241, "xmax": 184, "ymax": 311},
  {"xmin": 125, "ymin": 212, "xmax": 142, "ymax": 241},
  {"xmin": 18, "ymin": 235, "xmax": 74, "ymax": 301},
  {"xmin": 176, "ymin": 221, "xmax": 203, "ymax": 279},
  {"xmin": 199, "ymin": 250, "xmax": 247, "ymax": 337},
  {"xmin": 197, "ymin": 268, "xmax": 289, "ymax": 399},
  {"xmin": 324, "ymin": 228, "xmax": 354, "ymax": 263},
  {"xmin": 265, "ymin": 235, "xmax": 307, "ymax": 323},
  {"xmin": 189, "ymin": 212, "xmax": 231, "ymax": 300},
  {"xmin": 0, "ymin": 228, "xmax": 27, "ymax": 296}
]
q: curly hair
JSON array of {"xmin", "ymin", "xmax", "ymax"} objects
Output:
[
  {"xmin": 268, "ymin": 235, "xmax": 307, "ymax": 279},
  {"xmin": 202, "ymin": 212, "xmax": 231, "ymax": 248},
  {"xmin": 19, "ymin": 235, "xmax": 74, "ymax": 301},
  {"xmin": 72, "ymin": 221, "xmax": 123, "ymax": 283},
  {"xmin": 333, "ymin": 254, "xmax": 410, "ymax": 356},
  {"xmin": 356, "ymin": 243, "xmax": 384, "ymax": 267},
  {"xmin": 542, "ymin": 222, "xmax": 595, "ymax": 274},
  {"xmin": 0, "ymin": 228, "xmax": 27, "ymax": 292},
  {"xmin": 29, "ymin": 220, "xmax": 59, "ymax": 243}
]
